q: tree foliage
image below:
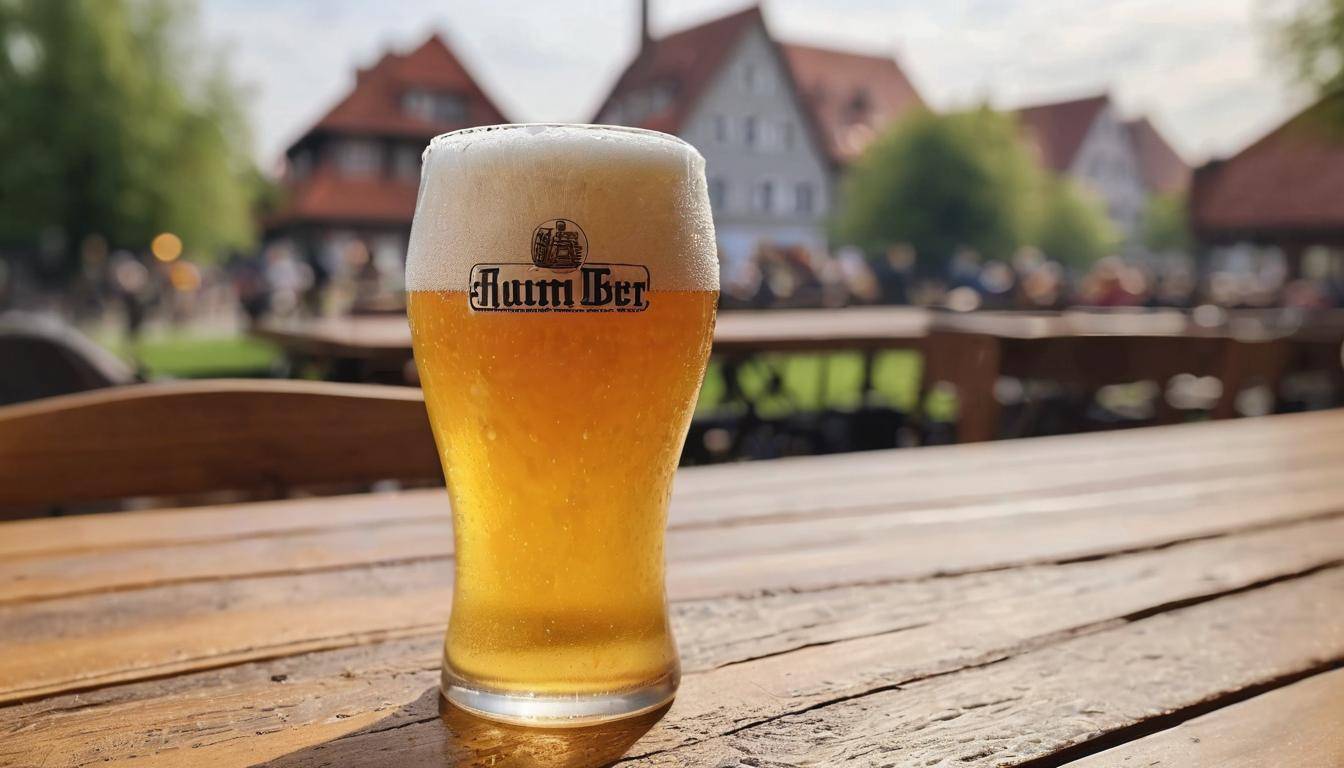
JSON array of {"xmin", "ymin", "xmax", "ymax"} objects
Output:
[
  {"xmin": 1279, "ymin": 0, "xmax": 1344, "ymax": 101},
  {"xmin": 1142, "ymin": 192, "xmax": 1192, "ymax": 254},
  {"xmin": 834, "ymin": 107, "xmax": 1116, "ymax": 274},
  {"xmin": 832, "ymin": 108, "xmax": 1042, "ymax": 276},
  {"xmin": 0, "ymin": 0, "xmax": 258, "ymax": 281},
  {"xmin": 1035, "ymin": 179, "xmax": 1117, "ymax": 268}
]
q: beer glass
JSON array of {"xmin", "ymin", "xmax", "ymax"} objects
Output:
[{"xmin": 405, "ymin": 124, "xmax": 718, "ymax": 726}]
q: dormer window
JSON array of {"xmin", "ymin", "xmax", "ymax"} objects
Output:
[
  {"xmin": 845, "ymin": 88, "xmax": 872, "ymax": 124},
  {"xmin": 403, "ymin": 89, "xmax": 467, "ymax": 123}
]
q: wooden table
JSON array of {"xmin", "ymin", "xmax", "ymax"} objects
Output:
[
  {"xmin": 255, "ymin": 308, "xmax": 1341, "ymax": 444},
  {"xmin": 920, "ymin": 310, "xmax": 1304, "ymax": 443},
  {"xmin": 4, "ymin": 411, "xmax": 1344, "ymax": 766},
  {"xmin": 254, "ymin": 306, "xmax": 931, "ymax": 359}
]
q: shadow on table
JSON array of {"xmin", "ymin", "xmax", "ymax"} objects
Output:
[{"xmin": 253, "ymin": 686, "xmax": 670, "ymax": 767}]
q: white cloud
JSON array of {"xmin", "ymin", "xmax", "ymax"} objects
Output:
[{"xmin": 200, "ymin": 0, "xmax": 1307, "ymax": 166}]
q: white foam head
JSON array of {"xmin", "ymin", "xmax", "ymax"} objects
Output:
[{"xmin": 406, "ymin": 124, "xmax": 718, "ymax": 292}]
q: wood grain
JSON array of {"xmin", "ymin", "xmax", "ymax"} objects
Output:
[
  {"xmin": 0, "ymin": 380, "xmax": 441, "ymax": 507},
  {"xmin": 3, "ymin": 450, "xmax": 1341, "ymax": 606},
  {"xmin": 4, "ymin": 413, "xmax": 1344, "ymax": 767},
  {"xmin": 3, "ymin": 409, "xmax": 1339, "ymax": 560},
  {"xmin": 3, "ymin": 519, "xmax": 1341, "ymax": 765},
  {"xmin": 610, "ymin": 569, "xmax": 1344, "ymax": 767},
  {"xmin": 1065, "ymin": 666, "xmax": 1344, "ymax": 768}
]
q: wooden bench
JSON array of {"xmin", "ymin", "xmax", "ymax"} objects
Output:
[{"xmin": 0, "ymin": 379, "xmax": 441, "ymax": 509}]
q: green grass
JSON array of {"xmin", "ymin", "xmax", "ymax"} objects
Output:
[
  {"xmin": 103, "ymin": 334, "xmax": 281, "ymax": 379},
  {"xmin": 94, "ymin": 331, "xmax": 952, "ymax": 419},
  {"xmin": 696, "ymin": 350, "xmax": 955, "ymax": 421}
]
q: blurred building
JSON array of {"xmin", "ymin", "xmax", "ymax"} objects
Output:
[
  {"xmin": 264, "ymin": 34, "xmax": 507, "ymax": 285},
  {"xmin": 595, "ymin": 3, "xmax": 923, "ymax": 276},
  {"xmin": 1191, "ymin": 94, "xmax": 1344, "ymax": 279},
  {"xmin": 1016, "ymin": 93, "xmax": 1188, "ymax": 239}
]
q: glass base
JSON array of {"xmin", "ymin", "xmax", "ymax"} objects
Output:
[{"xmin": 440, "ymin": 665, "xmax": 678, "ymax": 728}]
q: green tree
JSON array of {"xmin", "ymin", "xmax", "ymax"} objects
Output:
[
  {"xmin": 832, "ymin": 108, "xmax": 1043, "ymax": 276},
  {"xmin": 1279, "ymin": 0, "xmax": 1344, "ymax": 101},
  {"xmin": 1141, "ymin": 192, "xmax": 1191, "ymax": 253},
  {"xmin": 1034, "ymin": 179, "xmax": 1117, "ymax": 268},
  {"xmin": 0, "ymin": 0, "xmax": 258, "ymax": 282}
]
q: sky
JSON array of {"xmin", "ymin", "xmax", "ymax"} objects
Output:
[{"xmin": 200, "ymin": 0, "xmax": 1312, "ymax": 168}]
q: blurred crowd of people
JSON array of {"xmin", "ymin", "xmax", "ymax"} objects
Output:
[
  {"xmin": 4, "ymin": 235, "xmax": 1342, "ymax": 336},
  {"xmin": 0, "ymin": 235, "xmax": 407, "ymax": 338},
  {"xmin": 720, "ymin": 241, "xmax": 1344, "ymax": 313}
]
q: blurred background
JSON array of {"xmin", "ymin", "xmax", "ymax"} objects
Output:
[{"xmin": 3, "ymin": 0, "xmax": 1343, "ymax": 463}]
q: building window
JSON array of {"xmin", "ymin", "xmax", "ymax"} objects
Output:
[
  {"xmin": 742, "ymin": 63, "xmax": 758, "ymax": 92},
  {"xmin": 714, "ymin": 114, "xmax": 729, "ymax": 143},
  {"xmin": 648, "ymin": 84, "xmax": 673, "ymax": 116},
  {"xmin": 708, "ymin": 177, "xmax": 727, "ymax": 210},
  {"xmin": 742, "ymin": 62, "xmax": 774, "ymax": 94},
  {"xmin": 393, "ymin": 145, "xmax": 421, "ymax": 181},
  {"xmin": 743, "ymin": 115, "xmax": 759, "ymax": 148},
  {"xmin": 403, "ymin": 89, "xmax": 467, "ymax": 123},
  {"xmin": 335, "ymin": 140, "xmax": 382, "ymax": 177},
  {"xmin": 753, "ymin": 179, "xmax": 775, "ymax": 214},
  {"xmin": 794, "ymin": 182, "xmax": 815, "ymax": 214},
  {"xmin": 845, "ymin": 88, "xmax": 872, "ymax": 124}
]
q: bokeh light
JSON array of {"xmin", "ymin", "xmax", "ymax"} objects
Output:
[
  {"xmin": 151, "ymin": 232, "xmax": 183, "ymax": 262},
  {"xmin": 169, "ymin": 261, "xmax": 201, "ymax": 292}
]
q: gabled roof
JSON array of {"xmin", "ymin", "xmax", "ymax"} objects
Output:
[
  {"xmin": 1191, "ymin": 94, "xmax": 1344, "ymax": 243},
  {"xmin": 1126, "ymin": 117, "xmax": 1190, "ymax": 195},
  {"xmin": 592, "ymin": 5, "xmax": 763, "ymax": 134},
  {"xmin": 293, "ymin": 33, "xmax": 507, "ymax": 147},
  {"xmin": 1016, "ymin": 93, "xmax": 1110, "ymax": 173},
  {"xmin": 781, "ymin": 43, "xmax": 925, "ymax": 163},
  {"xmin": 267, "ymin": 170, "xmax": 419, "ymax": 230},
  {"xmin": 268, "ymin": 33, "xmax": 507, "ymax": 232}
]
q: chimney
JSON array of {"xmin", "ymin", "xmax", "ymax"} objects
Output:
[{"xmin": 640, "ymin": 0, "xmax": 651, "ymax": 52}]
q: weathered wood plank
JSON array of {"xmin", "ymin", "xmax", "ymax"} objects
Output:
[
  {"xmin": 204, "ymin": 566, "xmax": 1344, "ymax": 768},
  {"xmin": 3, "ymin": 519, "xmax": 1341, "ymax": 766},
  {"xmin": 1065, "ymin": 666, "xmax": 1344, "ymax": 768},
  {"xmin": 670, "ymin": 432, "xmax": 1344, "ymax": 528},
  {"xmin": 4, "ymin": 409, "xmax": 1341, "ymax": 559},
  {"xmin": 4, "ymin": 448, "xmax": 1342, "ymax": 607},
  {"xmin": 0, "ymin": 489, "xmax": 448, "ymax": 561},
  {"xmin": 608, "ymin": 568, "xmax": 1344, "ymax": 767},
  {"xmin": 668, "ymin": 466, "xmax": 1344, "ymax": 598},
  {"xmin": 6, "ymin": 496, "xmax": 1342, "ymax": 705}
]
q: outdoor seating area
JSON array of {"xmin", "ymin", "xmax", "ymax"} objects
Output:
[
  {"xmin": 251, "ymin": 305, "xmax": 1344, "ymax": 455},
  {"xmin": 6, "ymin": 0, "xmax": 1344, "ymax": 765}
]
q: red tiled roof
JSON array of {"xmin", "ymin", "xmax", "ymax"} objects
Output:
[
  {"xmin": 1126, "ymin": 117, "xmax": 1190, "ymax": 195},
  {"xmin": 1192, "ymin": 95, "xmax": 1344, "ymax": 242},
  {"xmin": 593, "ymin": 5, "xmax": 763, "ymax": 134},
  {"xmin": 268, "ymin": 171, "xmax": 419, "ymax": 230},
  {"xmin": 1016, "ymin": 94, "xmax": 1109, "ymax": 173},
  {"xmin": 267, "ymin": 33, "xmax": 507, "ymax": 232},
  {"xmin": 303, "ymin": 34, "xmax": 507, "ymax": 142},
  {"xmin": 781, "ymin": 43, "xmax": 924, "ymax": 163}
]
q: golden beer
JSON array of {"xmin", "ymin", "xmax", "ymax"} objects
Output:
[{"xmin": 405, "ymin": 124, "xmax": 718, "ymax": 725}]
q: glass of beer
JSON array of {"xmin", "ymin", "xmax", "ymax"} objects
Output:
[{"xmin": 406, "ymin": 125, "xmax": 718, "ymax": 726}]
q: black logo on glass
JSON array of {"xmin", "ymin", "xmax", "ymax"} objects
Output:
[
  {"xmin": 531, "ymin": 219, "xmax": 586, "ymax": 269},
  {"xmin": 469, "ymin": 218, "xmax": 650, "ymax": 313}
]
